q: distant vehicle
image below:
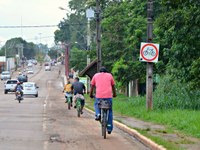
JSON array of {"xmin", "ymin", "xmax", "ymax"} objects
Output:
[
  {"xmin": 1, "ymin": 71, "xmax": 11, "ymax": 80},
  {"xmin": 32, "ymin": 59, "xmax": 37, "ymax": 65},
  {"xmin": 27, "ymin": 63, "xmax": 33, "ymax": 67},
  {"xmin": 4, "ymin": 79, "xmax": 18, "ymax": 94},
  {"xmin": 44, "ymin": 62, "xmax": 50, "ymax": 66},
  {"xmin": 45, "ymin": 65, "xmax": 51, "ymax": 71},
  {"xmin": 27, "ymin": 68, "xmax": 34, "ymax": 74},
  {"xmin": 51, "ymin": 61, "xmax": 55, "ymax": 66},
  {"xmin": 17, "ymin": 75, "xmax": 28, "ymax": 83},
  {"xmin": 23, "ymin": 82, "xmax": 39, "ymax": 97}
]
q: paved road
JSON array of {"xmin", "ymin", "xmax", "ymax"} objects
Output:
[{"xmin": 0, "ymin": 64, "xmax": 149, "ymax": 150}]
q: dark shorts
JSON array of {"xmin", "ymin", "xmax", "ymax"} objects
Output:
[{"xmin": 80, "ymin": 99, "xmax": 85, "ymax": 106}]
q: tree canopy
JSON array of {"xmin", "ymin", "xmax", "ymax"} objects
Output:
[{"xmin": 54, "ymin": 0, "xmax": 200, "ymax": 90}]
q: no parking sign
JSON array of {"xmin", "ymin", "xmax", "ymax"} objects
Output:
[{"xmin": 139, "ymin": 42, "xmax": 159, "ymax": 63}]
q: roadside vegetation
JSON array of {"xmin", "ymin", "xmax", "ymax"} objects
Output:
[
  {"xmin": 85, "ymin": 82, "xmax": 200, "ymax": 150},
  {"xmin": 85, "ymin": 92, "xmax": 200, "ymax": 132}
]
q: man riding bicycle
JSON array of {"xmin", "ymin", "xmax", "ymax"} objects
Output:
[
  {"xmin": 71, "ymin": 77, "xmax": 86, "ymax": 114},
  {"xmin": 63, "ymin": 80, "xmax": 73, "ymax": 106},
  {"xmin": 89, "ymin": 67, "xmax": 116, "ymax": 134}
]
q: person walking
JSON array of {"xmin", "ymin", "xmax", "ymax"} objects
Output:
[{"xmin": 89, "ymin": 66, "xmax": 117, "ymax": 134}]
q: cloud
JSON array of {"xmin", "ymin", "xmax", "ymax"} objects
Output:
[{"xmin": 0, "ymin": 0, "xmax": 69, "ymax": 47}]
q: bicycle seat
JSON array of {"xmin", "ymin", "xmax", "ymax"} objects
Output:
[{"xmin": 98, "ymin": 99, "xmax": 111, "ymax": 109}]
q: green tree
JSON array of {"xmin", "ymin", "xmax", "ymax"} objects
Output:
[
  {"xmin": 0, "ymin": 38, "xmax": 38, "ymax": 59},
  {"xmin": 154, "ymin": 0, "xmax": 200, "ymax": 89}
]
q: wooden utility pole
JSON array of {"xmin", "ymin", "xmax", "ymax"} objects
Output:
[
  {"xmin": 96, "ymin": 0, "xmax": 101, "ymax": 72},
  {"xmin": 65, "ymin": 44, "xmax": 69, "ymax": 77},
  {"xmin": 146, "ymin": 0, "xmax": 154, "ymax": 110}
]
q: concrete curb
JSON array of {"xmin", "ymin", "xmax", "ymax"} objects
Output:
[{"xmin": 84, "ymin": 107, "xmax": 166, "ymax": 150}]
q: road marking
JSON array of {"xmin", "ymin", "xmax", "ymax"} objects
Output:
[{"xmin": 43, "ymin": 80, "xmax": 51, "ymax": 150}]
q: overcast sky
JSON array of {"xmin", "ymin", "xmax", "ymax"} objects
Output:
[{"xmin": 0, "ymin": 0, "xmax": 70, "ymax": 47}]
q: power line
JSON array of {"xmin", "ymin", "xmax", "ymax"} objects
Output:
[
  {"xmin": 0, "ymin": 23, "xmax": 88, "ymax": 28},
  {"xmin": 0, "ymin": 25, "xmax": 57, "ymax": 28}
]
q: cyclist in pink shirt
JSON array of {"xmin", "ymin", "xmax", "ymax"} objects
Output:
[{"xmin": 90, "ymin": 67, "xmax": 116, "ymax": 134}]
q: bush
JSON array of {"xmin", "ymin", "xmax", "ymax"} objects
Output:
[{"xmin": 153, "ymin": 76, "xmax": 200, "ymax": 110}]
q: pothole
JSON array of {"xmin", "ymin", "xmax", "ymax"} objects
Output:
[{"xmin": 49, "ymin": 134, "xmax": 65, "ymax": 143}]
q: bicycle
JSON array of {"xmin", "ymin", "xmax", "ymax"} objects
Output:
[
  {"xmin": 143, "ymin": 47, "xmax": 156, "ymax": 56},
  {"xmin": 74, "ymin": 94, "xmax": 85, "ymax": 117},
  {"xmin": 65, "ymin": 92, "xmax": 72, "ymax": 110},
  {"xmin": 98, "ymin": 99, "xmax": 111, "ymax": 139},
  {"xmin": 75, "ymin": 97, "xmax": 82, "ymax": 117}
]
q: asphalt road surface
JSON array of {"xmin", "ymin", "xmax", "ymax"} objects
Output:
[{"xmin": 0, "ymin": 64, "xmax": 149, "ymax": 150}]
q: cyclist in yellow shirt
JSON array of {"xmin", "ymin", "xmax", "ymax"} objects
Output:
[{"xmin": 63, "ymin": 80, "xmax": 73, "ymax": 106}]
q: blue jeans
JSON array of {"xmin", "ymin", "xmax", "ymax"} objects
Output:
[{"xmin": 94, "ymin": 98, "xmax": 113, "ymax": 132}]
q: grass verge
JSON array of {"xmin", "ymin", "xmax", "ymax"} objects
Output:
[{"xmin": 84, "ymin": 94, "xmax": 200, "ymax": 149}]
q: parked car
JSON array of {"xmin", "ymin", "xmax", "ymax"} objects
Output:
[
  {"xmin": 17, "ymin": 75, "xmax": 28, "ymax": 83},
  {"xmin": 23, "ymin": 82, "xmax": 38, "ymax": 97},
  {"xmin": 1, "ymin": 71, "xmax": 11, "ymax": 80},
  {"xmin": 4, "ymin": 79, "xmax": 18, "ymax": 94}
]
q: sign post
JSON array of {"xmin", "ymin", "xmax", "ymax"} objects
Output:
[
  {"xmin": 146, "ymin": 0, "xmax": 154, "ymax": 110},
  {"xmin": 140, "ymin": 42, "xmax": 159, "ymax": 110}
]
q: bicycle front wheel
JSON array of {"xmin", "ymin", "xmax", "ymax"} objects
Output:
[{"xmin": 102, "ymin": 110, "xmax": 107, "ymax": 139}]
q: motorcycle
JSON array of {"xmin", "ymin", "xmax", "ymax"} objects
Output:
[{"xmin": 16, "ymin": 90, "xmax": 23, "ymax": 103}]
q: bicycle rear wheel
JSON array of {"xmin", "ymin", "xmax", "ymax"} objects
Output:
[
  {"xmin": 67, "ymin": 98, "xmax": 71, "ymax": 110},
  {"xmin": 77, "ymin": 106, "xmax": 81, "ymax": 117},
  {"xmin": 102, "ymin": 110, "xmax": 107, "ymax": 139},
  {"xmin": 76, "ymin": 99, "xmax": 81, "ymax": 117}
]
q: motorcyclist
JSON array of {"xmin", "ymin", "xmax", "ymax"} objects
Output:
[{"xmin": 15, "ymin": 82, "xmax": 23, "ymax": 98}]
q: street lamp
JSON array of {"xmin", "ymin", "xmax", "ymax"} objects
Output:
[{"xmin": 58, "ymin": 7, "xmax": 71, "ymax": 13}]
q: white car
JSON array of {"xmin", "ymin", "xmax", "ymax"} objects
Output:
[
  {"xmin": 1, "ymin": 71, "xmax": 11, "ymax": 80},
  {"xmin": 27, "ymin": 63, "xmax": 33, "ymax": 67},
  {"xmin": 27, "ymin": 68, "xmax": 34, "ymax": 74},
  {"xmin": 23, "ymin": 82, "xmax": 39, "ymax": 97},
  {"xmin": 4, "ymin": 79, "xmax": 18, "ymax": 94},
  {"xmin": 45, "ymin": 65, "xmax": 51, "ymax": 71}
]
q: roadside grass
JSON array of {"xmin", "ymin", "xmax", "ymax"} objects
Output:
[{"xmin": 84, "ymin": 94, "xmax": 200, "ymax": 149}]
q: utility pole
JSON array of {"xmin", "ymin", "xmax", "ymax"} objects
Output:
[
  {"xmin": 96, "ymin": 0, "xmax": 101, "ymax": 72},
  {"xmin": 65, "ymin": 44, "xmax": 69, "ymax": 77},
  {"xmin": 146, "ymin": 0, "xmax": 154, "ymax": 110}
]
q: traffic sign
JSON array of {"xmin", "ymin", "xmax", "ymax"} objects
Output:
[{"xmin": 139, "ymin": 42, "xmax": 159, "ymax": 63}]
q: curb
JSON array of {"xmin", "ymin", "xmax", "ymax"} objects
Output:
[{"xmin": 84, "ymin": 107, "xmax": 166, "ymax": 150}]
